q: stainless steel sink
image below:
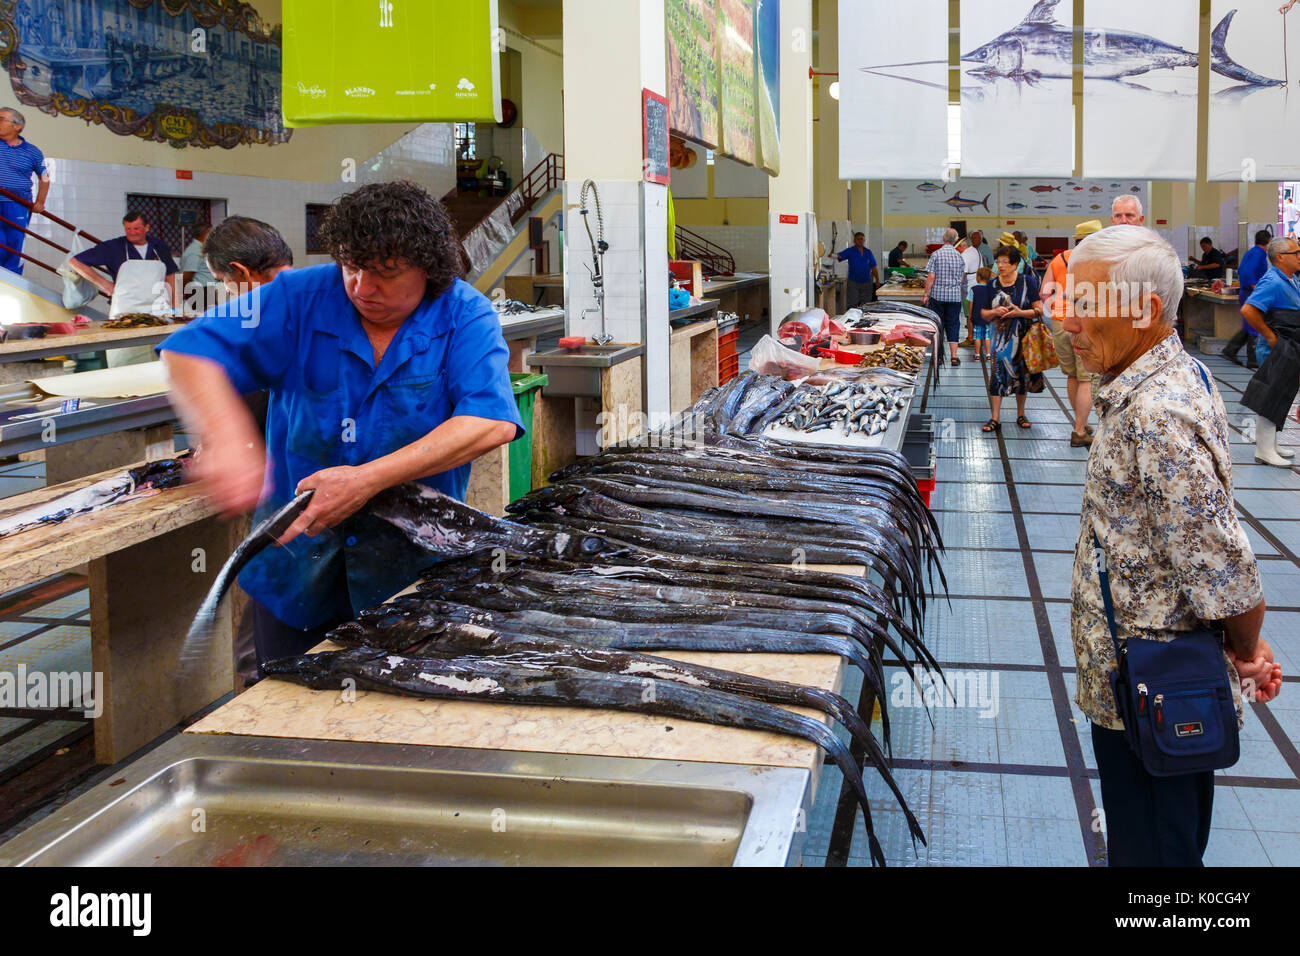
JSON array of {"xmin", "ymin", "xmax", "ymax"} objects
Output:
[
  {"xmin": 527, "ymin": 344, "xmax": 646, "ymax": 397},
  {"xmin": 0, "ymin": 734, "xmax": 808, "ymax": 866}
]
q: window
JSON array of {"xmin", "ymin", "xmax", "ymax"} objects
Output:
[
  {"xmin": 455, "ymin": 122, "xmax": 477, "ymax": 160},
  {"xmin": 305, "ymin": 203, "xmax": 331, "ymax": 255}
]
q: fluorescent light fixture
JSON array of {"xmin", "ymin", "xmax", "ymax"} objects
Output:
[{"xmin": 828, "ymin": 81, "xmax": 840, "ymax": 100}]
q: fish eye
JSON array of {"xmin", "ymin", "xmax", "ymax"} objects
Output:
[{"xmin": 581, "ymin": 536, "xmax": 604, "ymax": 553}]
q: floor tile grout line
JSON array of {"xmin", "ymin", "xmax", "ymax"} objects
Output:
[
  {"xmin": 979, "ymin": 354, "xmax": 1108, "ymax": 867},
  {"xmin": 0, "ymin": 610, "xmax": 95, "ymax": 656}
]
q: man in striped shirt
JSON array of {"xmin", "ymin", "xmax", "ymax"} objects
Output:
[{"xmin": 0, "ymin": 108, "xmax": 49, "ymax": 276}]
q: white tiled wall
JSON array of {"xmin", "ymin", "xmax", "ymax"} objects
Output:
[
  {"xmin": 565, "ymin": 179, "xmax": 644, "ymax": 343},
  {"xmin": 26, "ymin": 124, "xmax": 459, "ymax": 296}
]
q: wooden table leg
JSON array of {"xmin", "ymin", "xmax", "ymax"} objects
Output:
[{"xmin": 89, "ymin": 514, "xmax": 238, "ymax": 763}]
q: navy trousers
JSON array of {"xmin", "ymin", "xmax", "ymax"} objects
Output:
[
  {"xmin": 1091, "ymin": 723, "xmax": 1214, "ymax": 867},
  {"xmin": 0, "ymin": 200, "xmax": 31, "ymax": 274},
  {"xmin": 251, "ymin": 599, "xmax": 346, "ymax": 674}
]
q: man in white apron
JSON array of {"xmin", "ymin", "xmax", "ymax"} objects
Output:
[{"xmin": 68, "ymin": 211, "xmax": 179, "ymax": 366}]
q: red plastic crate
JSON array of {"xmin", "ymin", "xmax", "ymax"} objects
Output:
[
  {"xmin": 719, "ymin": 354, "xmax": 740, "ymax": 384},
  {"xmin": 915, "ymin": 460, "xmax": 937, "ymax": 507}
]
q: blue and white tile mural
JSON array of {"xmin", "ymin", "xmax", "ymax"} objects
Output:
[{"xmin": 1, "ymin": 0, "xmax": 290, "ymax": 148}]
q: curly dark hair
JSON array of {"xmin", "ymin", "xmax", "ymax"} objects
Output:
[{"xmin": 318, "ymin": 181, "xmax": 464, "ymax": 298}]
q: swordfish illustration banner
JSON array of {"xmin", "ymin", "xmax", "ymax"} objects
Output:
[
  {"xmin": 1082, "ymin": 0, "xmax": 1201, "ymax": 180},
  {"xmin": 1206, "ymin": 2, "xmax": 1300, "ymax": 182},
  {"xmin": 846, "ymin": 0, "xmax": 1283, "ymax": 180}
]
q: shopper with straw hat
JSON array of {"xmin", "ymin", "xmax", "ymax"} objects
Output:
[{"xmin": 1041, "ymin": 219, "xmax": 1105, "ymax": 447}]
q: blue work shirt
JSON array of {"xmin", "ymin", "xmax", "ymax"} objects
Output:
[
  {"xmin": 1237, "ymin": 245, "xmax": 1268, "ymax": 304},
  {"xmin": 0, "ymin": 137, "xmax": 46, "ymax": 202},
  {"xmin": 1245, "ymin": 265, "xmax": 1300, "ymax": 323},
  {"xmin": 837, "ymin": 245, "xmax": 877, "ymax": 284},
  {"xmin": 158, "ymin": 264, "xmax": 524, "ymax": 629}
]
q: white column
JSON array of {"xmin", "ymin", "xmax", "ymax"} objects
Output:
[
  {"xmin": 561, "ymin": 0, "xmax": 670, "ymax": 420},
  {"xmin": 768, "ymin": 0, "xmax": 814, "ymax": 329}
]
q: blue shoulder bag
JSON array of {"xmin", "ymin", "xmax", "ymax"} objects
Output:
[{"xmin": 1090, "ymin": 358, "xmax": 1239, "ymax": 776}]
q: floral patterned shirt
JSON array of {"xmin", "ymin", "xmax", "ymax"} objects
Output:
[{"xmin": 1071, "ymin": 333, "xmax": 1262, "ymax": 730}]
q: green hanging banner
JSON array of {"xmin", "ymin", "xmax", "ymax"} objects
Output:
[{"xmin": 281, "ymin": 0, "xmax": 502, "ymax": 126}]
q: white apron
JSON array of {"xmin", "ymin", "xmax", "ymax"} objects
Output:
[{"xmin": 107, "ymin": 249, "xmax": 168, "ymax": 368}]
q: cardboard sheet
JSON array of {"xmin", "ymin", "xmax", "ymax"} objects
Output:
[{"xmin": 30, "ymin": 362, "xmax": 168, "ymax": 399}]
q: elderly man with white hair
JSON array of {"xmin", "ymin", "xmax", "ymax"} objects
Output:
[
  {"xmin": 0, "ymin": 106, "xmax": 49, "ymax": 276},
  {"xmin": 1062, "ymin": 225, "xmax": 1279, "ymax": 867},
  {"xmin": 1110, "ymin": 194, "xmax": 1144, "ymax": 226}
]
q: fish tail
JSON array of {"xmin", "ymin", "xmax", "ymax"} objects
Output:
[{"xmin": 981, "ymin": 193, "xmax": 990, "ymax": 211}]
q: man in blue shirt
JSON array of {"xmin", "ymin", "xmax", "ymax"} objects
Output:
[
  {"xmin": 1241, "ymin": 236, "xmax": 1300, "ymax": 466},
  {"xmin": 0, "ymin": 108, "xmax": 49, "ymax": 276},
  {"xmin": 1223, "ymin": 230, "xmax": 1271, "ymax": 368},
  {"xmin": 159, "ymin": 182, "xmax": 523, "ymax": 665},
  {"xmin": 837, "ymin": 232, "xmax": 879, "ymax": 309}
]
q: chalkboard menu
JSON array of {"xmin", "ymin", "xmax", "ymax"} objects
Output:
[{"xmin": 643, "ymin": 89, "xmax": 670, "ymax": 185}]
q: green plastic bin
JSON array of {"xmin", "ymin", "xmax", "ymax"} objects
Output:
[{"xmin": 508, "ymin": 372, "xmax": 548, "ymax": 502}]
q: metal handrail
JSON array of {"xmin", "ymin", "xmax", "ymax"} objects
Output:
[
  {"xmin": 0, "ymin": 185, "xmax": 110, "ymax": 300},
  {"xmin": 675, "ymin": 224, "xmax": 736, "ymax": 277},
  {"xmin": 458, "ymin": 153, "xmax": 564, "ymax": 274},
  {"xmin": 0, "ymin": 185, "xmax": 101, "ymax": 245}
]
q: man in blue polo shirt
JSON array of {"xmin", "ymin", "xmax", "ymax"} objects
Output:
[
  {"xmin": 837, "ymin": 231, "xmax": 879, "ymax": 309},
  {"xmin": 0, "ymin": 107, "xmax": 49, "ymax": 275},
  {"xmin": 1241, "ymin": 236, "xmax": 1300, "ymax": 467},
  {"xmin": 159, "ymin": 181, "xmax": 523, "ymax": 666}
]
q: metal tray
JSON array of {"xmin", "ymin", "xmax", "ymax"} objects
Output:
[{"xmin": 0, "ymin": 734, "xmax": 809, "ymax": 866}]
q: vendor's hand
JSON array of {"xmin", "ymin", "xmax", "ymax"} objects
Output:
[
  {"xmin": 193, "ymin": 433, "xmax": 266, "ymax": 518},
  {"xmin": 1266, "ymin": 332, "xmax": 1279, "ymax": 348},
  {"xmin": 278, "ymin": 465, "xmax": 382, "ymax": 545},
  {"xmin": 30, "ymin": 201, "xmax": 44, "ymax": 215}
]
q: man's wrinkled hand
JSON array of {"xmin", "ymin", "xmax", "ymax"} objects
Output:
[
  {"xmin": 278, "ymin": 465, "xmax": 382, "ymax": 545},
  {"xmin": 1229, "ymin": 640, "xmax": 1283, "ymax": 704}
]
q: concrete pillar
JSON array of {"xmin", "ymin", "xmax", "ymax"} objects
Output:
[
  {"xmin": 769, "ymin": 0, "xmax": 814, "ymax": 329},
  {"xmin": 561, "ymin": 0, "xmax": 670, "ymax": 420}
]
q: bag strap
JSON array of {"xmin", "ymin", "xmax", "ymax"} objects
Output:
[{"xmin": 1091, "ymin": 530, "xmax": 1126, "ymax": 664}]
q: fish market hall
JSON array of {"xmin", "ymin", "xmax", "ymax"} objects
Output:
[{"xmin": 0, "ymin": 0, "xmax": 1295, "ymax": 888}]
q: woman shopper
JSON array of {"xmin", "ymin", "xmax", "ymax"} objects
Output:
[{"xmin": 982, "ymin": 246, "xmax": 1043, "ymax": 432}]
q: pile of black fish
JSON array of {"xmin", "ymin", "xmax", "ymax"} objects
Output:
[{"xmin": 257, "ymin": 371, "xmax": 946, "ymax": 866}]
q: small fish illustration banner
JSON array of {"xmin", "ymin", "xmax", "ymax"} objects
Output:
[
  {"xmin": 1001, "ymin": 178, "xmax": 1147, "ymax": 217},
  {"xmin": 1081, "ymin": 0, "xmax": 1198, "ymax": 180},
  {"xmin": 958, "ymin": 0, "xmax": 1074, "ymax": 177},
  {"xmin": 1206, "ymin": 2, "xmax": 1298, "ymax": 182},
  {"xmin": 839, "ymin": 0, "xmax": 949, "ymax": 180}
]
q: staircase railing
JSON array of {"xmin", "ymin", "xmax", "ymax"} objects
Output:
[
  {"xmin": 0, "ymin": 185, "xmax": 109, "ymax": 299},
  {"xmin": 459, "ymin": 153, "xmax": 564, "ymax": 276},
  {"xmin": 675, "ymin": 224, "xmax": 736, "ymax": 277}
]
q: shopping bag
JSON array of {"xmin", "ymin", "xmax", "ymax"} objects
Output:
[
  {"xmin": 56, "ymin": 235, "xmax": 97, "ymax": 311},
  {"xmin": 1242, "ymin": 336, "xmax": 1300, "ymax": 430},
  {"xmin": 1021, "ymin": 319, "xmax": 1059, "ymax": 374}
]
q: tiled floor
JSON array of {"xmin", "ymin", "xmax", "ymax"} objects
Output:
[{"xmin": 806, "ymin": 348, "xmax": 1300, "ymax": 867}]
